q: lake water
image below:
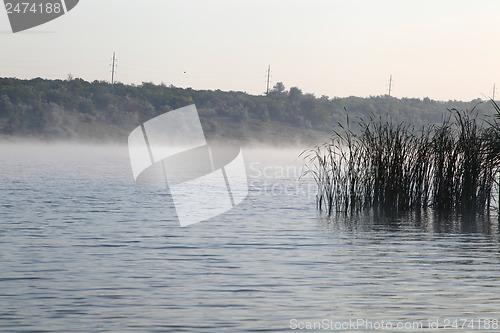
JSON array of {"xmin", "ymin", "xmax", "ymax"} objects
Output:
[{"xmin": 1, "ymin": 143, "xmax": 500, "ymax": 332}]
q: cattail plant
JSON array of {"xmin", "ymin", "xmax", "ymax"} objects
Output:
[{"xmin": 303, "ymin": 106, "xmax": 500, "ymax": 216}]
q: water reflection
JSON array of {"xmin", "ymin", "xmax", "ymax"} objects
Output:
[{"xmin": 320, "ymin": 208, "xmax": 500, "ymax": 235}]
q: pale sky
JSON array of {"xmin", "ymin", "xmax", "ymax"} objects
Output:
[{"xmin": 1, "ymin": 0, "xmax": 499, "ymax": 101}]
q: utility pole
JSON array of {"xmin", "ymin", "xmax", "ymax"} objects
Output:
[
  {"xmin": 388, "ymin": 75, "xmax": 392, "ymax": 97},
  {"xmin": 266, "ymin": 65, "xmax": 271, "ymax": 95},
  {"xmin": 110, "ymin": 52, "xmax": 117, "ymax": 85},
  {"xmin": 493, "ymin": 83, "xmax": 496, "ymax": 101}
]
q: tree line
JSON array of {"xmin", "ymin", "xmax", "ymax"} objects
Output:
[{"xmin": 0, "ymin": 76, "xmax": 496, "ymax": 142}]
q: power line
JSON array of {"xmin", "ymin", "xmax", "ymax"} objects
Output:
[
  {"xmin": 388, "ymin": 74, "xmax": 393, "ymax": 97},
  {"xmin": 265, "ymin": 65, "xmax": 271, "ymax": 95},
  {"xmin": 110, "ymin": 52, "xmax": 117, "ymax": 85}
]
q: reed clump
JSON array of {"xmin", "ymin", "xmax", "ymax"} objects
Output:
[{"xmin": 302, "ymin": 105, "xmax": 500, "ymax": 215}]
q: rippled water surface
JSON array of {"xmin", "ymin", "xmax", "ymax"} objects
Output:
[{"xmin": 1, "ymin": 144, "xmax": 500, "ymax": 332}]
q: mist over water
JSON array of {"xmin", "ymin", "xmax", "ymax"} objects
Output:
[{"xmin": 1, "ymin": 143, "xmax": 500, "ymax": 332}]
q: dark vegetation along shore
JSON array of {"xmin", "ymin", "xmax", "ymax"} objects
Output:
[{"xmin": 0, "ymin": 77, "xmax": 497, "ymax": 145}]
